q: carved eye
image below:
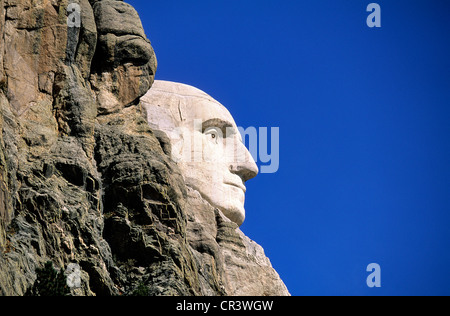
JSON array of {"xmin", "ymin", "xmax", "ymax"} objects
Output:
[{"xmin": 204, "ymin": 127, "xmax": 221, "ymax": 143}]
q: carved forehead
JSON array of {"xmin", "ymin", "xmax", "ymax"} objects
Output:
[
  {"xmin": 149, "ymin": 80, "xmax": 216, "ymax": 101},
  {"xmin": 142, "ymin": 80, "xmax": 237, "ymax": 129}
]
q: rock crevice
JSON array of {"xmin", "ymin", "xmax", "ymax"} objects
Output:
[{"xmin": 0, "ymin": 0, "xmax": 289, "ymax": 296}]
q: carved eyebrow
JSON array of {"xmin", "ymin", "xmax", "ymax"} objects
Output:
[{"xmin": 202, "ymin": 118, "xmax": 236, "ymax": 136}]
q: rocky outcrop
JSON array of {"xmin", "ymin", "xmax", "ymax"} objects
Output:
[
  {"xmin": 0, "ymin": 0, "xmax": 288, "ymax": 296},
  {"xmin": 186, "ymin": 188, "xmax": 289, "ymax": 296}
]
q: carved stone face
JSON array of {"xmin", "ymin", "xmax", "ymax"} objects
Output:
[
  {"xmin": 90, "ymin": 1, "xmax": 157, "ymax": 114},
  {"xmin": 142, "ymin": 81, "xmax": 258, "ymax": 226}
]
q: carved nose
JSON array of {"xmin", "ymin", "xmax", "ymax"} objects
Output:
[{"xmin": 230, "ymin": 146, "xmax": 259, "ymax": 182}]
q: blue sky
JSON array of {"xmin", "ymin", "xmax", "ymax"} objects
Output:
[{"xmin": 128, "ymin": 0, "xmax": 450, "ymax": 295}]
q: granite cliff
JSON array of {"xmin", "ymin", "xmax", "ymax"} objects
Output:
[{"xmin": 0, "ymin": 0, "xmax": 289, "ymax": 296}]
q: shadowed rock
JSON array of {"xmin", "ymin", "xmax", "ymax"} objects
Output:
[{"xmin": 0, "ymin": 0, "xmax": 288, "ymax": 296}]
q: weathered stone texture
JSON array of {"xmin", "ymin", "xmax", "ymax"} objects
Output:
[{"xmin": 0, "ymin": 0, "xmax": 288, "ymax": 296}]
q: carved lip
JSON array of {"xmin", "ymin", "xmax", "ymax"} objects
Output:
[{"xmin": 224, "ymin": 182, "xmax": 247, "ymax": 193}]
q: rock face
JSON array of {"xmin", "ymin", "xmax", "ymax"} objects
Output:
[{"xmin": 0, "ymin": 0, "xmax": 289, "ymax": 296}]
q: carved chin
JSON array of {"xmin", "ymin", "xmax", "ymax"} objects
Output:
[
  {"xmin": 205, "ymin": 194, "xmax": 245, "ymax": 226},
  {"xmin": 204, "ymin": 196, "xmax": 246, "ymax": 226},
  {"xmin": 205, "ymin": 196, "xmax": 246, "ymax": 226},
  {"xmin": 221, "ymin": 207, "xmax": 246, "ymax": 227},
  {"xmin": 184, "ymin": 180, "xmax": 246, "ymax": 226}
]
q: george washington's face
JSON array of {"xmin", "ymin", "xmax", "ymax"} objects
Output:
[{"xmin": 142, "ymin": 81, "xmax": 258, "ymax": 226}]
